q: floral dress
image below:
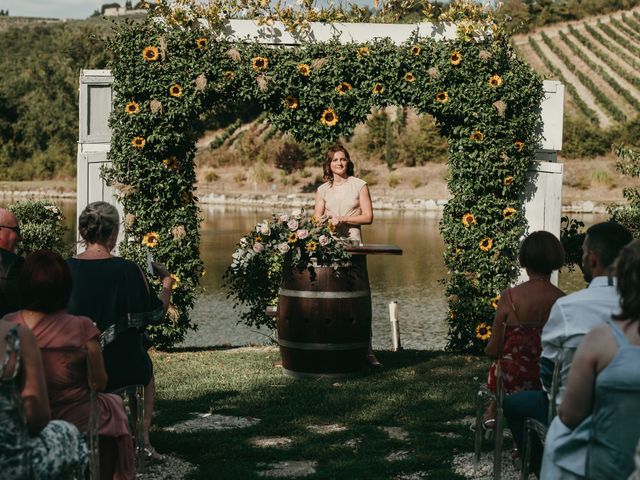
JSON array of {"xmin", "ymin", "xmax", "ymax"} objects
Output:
[{"xmin": 0, "ymin": 325, "xmax": 87, "ymax": 479}]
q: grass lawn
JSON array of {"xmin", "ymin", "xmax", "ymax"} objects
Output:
[{"xmin": 150, "ymin": 347, "xmax": 494, "ymax": 479}]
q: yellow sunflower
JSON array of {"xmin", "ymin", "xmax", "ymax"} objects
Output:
[
  {"xmin": 288, "ymin": 232, "xmax": 298, "ymax": 243},
  {"xmin": 489, "ymin": 74, "xmax": 503, "ymax": 88},
  {"xmin": 491, "ymin": 295, "xmax": 501, "ymax": 310},
  {"xmin": 142, "ymin": 46, "xmax": 159, "ymax": 62},
  {"xmin": 169, "ymin": 84, "xmax": 183, "ymax": 98},
  {"xmin": 251, "ymin": 56, "xmax": 269, "ymax": 71},
  {"xmin": 125, "ymin": 101, "xmax": 139, "ymax": 114},
  {"xmin": 297, "ymin": 63, "xmax": 311, "ymax": 76},
  {"xmin": 163, "ymin": 156, "xmax": 179, "ymax": 171},
  {"xmin": 479, "ymin": 237, "xmax": 493, "ymax": 252},
  {"xmin": 372, "ymin": 83, "xmax": 385, "ymax": 95},
  {"xmin": 142, "ymin": 232, "xmax": 159, "ymax": 248},
  {"xmin": 462, "ymin": 212, "xmax": 476, "ymax": 226},
  {"xmin": 195, "ymin": 37, "xmax": 207, "ymax": 49},
  {"xmin": 450, "ymin": 51, "xmax": 462, "ymax": 65},
  {"xmin": 171, "ymin": 274, "xmax": 180, "ymax": 290},
  {"xmin": 283, "ymin": 96, "xmax": 299, "ymax": 109},
  {"xmin": 475, "ymin": 323, "xmax": 492, "ymax": 341},
  {"xmin": 336, "ymin": 82, "xmax": 352, "ymax": 95},
  {"xmin": 470, "ymin": 130, "xmax": 484, "ymax": 142},
  {"xmin": 131, "ymin": 136, "xmax": 146, "ymax": 149},
  {"xmin": 435, "ymin": 91, "xmax": 449, "ymax": 104},
  {"xmin": 411, "ymin": 44, "xmax": 421, "ymax": 56},
  {"xmin": 223, "ymin": 71, "xmax": 235, "ymax": 81},
  {"xmin": 320, "ymin": 108, "xmax": 338, "ymax": 127},
  {"xmin": 404, "ymin": 72, "xmax": 415, "ymax": 83},
  {"xmin": 306, "ymin": 241, "xmax": 318, "ymax": 252},
  {"xmin": 357, "ymin": 46, "xmax": 370, "ymax": 58},
  {"xmin": 503, "ymin": 176, "xmax": 514, "ymax": 186},
  {"xmin": 503, "ymin": 207, "xmax": 517, "ymax": 219},
  {"xmin": 514, "ymin": 140, "xmax": 525, "ymax": 152}
]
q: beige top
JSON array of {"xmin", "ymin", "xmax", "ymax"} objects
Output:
[{"xmin": 317, "ymin": 176, "xmax": 367, "ymax": 243}]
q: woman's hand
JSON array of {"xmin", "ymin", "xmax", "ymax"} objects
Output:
[{"xmin": 152, "ymin": 262, "xmax": 173, "ymax": 289}]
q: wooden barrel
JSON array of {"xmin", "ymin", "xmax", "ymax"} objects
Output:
[{"xmin": 277, "ymin": 264, "xmax": 371, "ymax": 379}]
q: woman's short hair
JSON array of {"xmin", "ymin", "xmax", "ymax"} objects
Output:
[
  {"xmin": 519, "ymin": 230, "xmax": 565, "ymax": 275},
  {"xmin": 78, "ymin": 201, "xmax": 119, "ymax": 244},
  {"xmin": 19, "ymin": 250, "xmax": 72, "ymax": 313},
  {"xmin": 613, "ymin": 238, "xmax": 640, "ymax": 325},
  {"xmin": 323, "ymin": 145, "xmax": 354, "ymax": 182}
]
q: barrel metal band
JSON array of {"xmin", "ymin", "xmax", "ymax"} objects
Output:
[
  {"xmin": 279, "ymin": 288, "xmax": 370, "ymax": 299},
  {"xmin": 278, "ymin": 339, "xmax": 368, "ymax": 351}
]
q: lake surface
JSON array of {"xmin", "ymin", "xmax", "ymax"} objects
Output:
[{"xmin": 9, "ymin": 199, "xmax": 602, "ymax": 350}]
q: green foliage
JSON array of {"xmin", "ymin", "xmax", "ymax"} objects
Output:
[
  {"xmin": 560, "ymin": 216, "xmax": 586, "ymax": 272},
  {"xmin": 8, "ymin": 200, "xmax": 72, "ymax": 257},
  {"xmin": 274, "ymin": 141, "xmax": 307, "ymax": 173},
  {"xmin": 608, "ymin": 145, "xmax": 640, "ymax": 237}
]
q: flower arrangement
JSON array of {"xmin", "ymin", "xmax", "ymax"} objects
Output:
[
  {"xmin": 8, "ymin": 200, "xmax": 72, "ymax": 258},
  {"xmin": 224, "ymin": 209, "xmax": 353, "ymax": 330}
]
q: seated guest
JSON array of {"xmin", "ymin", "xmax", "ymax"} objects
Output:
[
  {"xmin": 8, "ymin": 250, "xmax": 134, "ymax": 480},
  {"xmin": 0, "ymin": 317, "xmax": 87, "ymax": 478},
  {"xmin": 541, "ymin": 238, "xmax": 640, "ymax": 479},
  {"xmin": 483, "ymin": 231, "xmax": 565, "ymax": 425},
  {"xmin": 503, "ymin": 222, "xmax": 632, "ymax": 473},
  {"xmin": 67, "ymin": 201, "xmax": 173, "ymax": 460}
]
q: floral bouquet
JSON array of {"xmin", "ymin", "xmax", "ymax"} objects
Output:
[{"xmin": 223, "ymin": 209, "xmax": 353, "ymax": 330}]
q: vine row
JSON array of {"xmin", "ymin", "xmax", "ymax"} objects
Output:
[
  {"xmin": 597, "ymin": 21, "xmax": 640, "ymax": 58},
  {"xmin": 621, "ymin": 13, "xmax": 640, "ymax": 33},
  {"xmin": 585, "ymin": 23, "xmax": 640, "ymax": 66},
  {"xmin": 609, "ymin": 16, "xmax": 640, "ymax": 44}
]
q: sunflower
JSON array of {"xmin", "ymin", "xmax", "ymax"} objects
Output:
[
  {"xmin": 171, "ymin": 274, "xmax": 180, "ymax": 290},
  {"xmin": 142, "ymin": 46, "xmax": 159, "ymax": 62},
  {"xmin": 450, "ymin": 51, "xmax": 462, "ymax": 65},
  {"xmin": 411, "ymin": 44, "xmax": 421, "ymax": 56},
  {"xmin": 169, "ymin": 84, "xmax": 183, "ymax": 97},
  {"xmin": 489, "ymin": 74, "xmax": 503, "ymax": 88},
  {"xmin": 297, "ymin": 63, "xmax": 311, "ymax": 76},
  {"xmin": 320, "ymin": 108, "xmax": 338, "ymax": 127},
  {"xmin": 503, "ymin": 207, "xmax": 517, "ymax": 219},
  {"xmin": 283, "ymin": 96, "xmax": 299, "ymax": 109},
  {"xmin": 357, "ymin": 46, "xmax": 370, "ymax": 58},
  {"xmin": 479, "ymin": 237, "xmax": 493, "ymax": 252},
  {"xmin": 336, "ymin": 82, "xmax": 352, "ymax": 95},
  {"xmin": 195, "ymin": 37, "xmax": 207, "ymax": 49},
  {"xmin": 503, "ymin": 176, "xmax": 514, "ymax": 186},
  {"xmin": 491, "ymin": 295, "xmax": 501, "ymax": 310},
  {"xmin": 142, "ymin": 232, "xmax": 159, "ymax": 248},
  {"xmin": 288, "ymin": 232, "xmax": 298, "ymax": 243},
  {"xmin": 470, "ymin": 130, "xmax": 484, "ymax": 142},
  {"xmin": 125, "ymin": 101, "xmax": 139, "ymax": 114},
  {"xmin": 131, "ymin": 136, "xmax": 146, "ymax": 149},
  {"xmin": 435, "ymin": 91, "xmax": 449, "ymax": 104},
  {"xmin": 163, "ymin": 156, "xmax": 179, "ymax": 171},
  {"xmin": 462, "ymin": 212, "xmax": 476, "ymax": 226},
  {"xmin": 306, "ymin": 241, "xmax": 318, "ymax": 252},
  {"xmin": 223, "ymin": 71, "xmax": 235, "ymax": 81},
  {"xmin": 251, "ymin": 56, "xmax": 269, "ymax": 71},
  {"xmin": 475, "ymin": 323, "xmax": 492, "ymax": 341},
  {"xmin": 403, "ymin": 72, "xmax": 415, "ymax": 83},
  {"xmin": 372, "ymin": 83, "xmax": 385, "ymax": 95},
  {"xmin": 514, "ymin": 140, "xmax": 525, "ymax": 152}
]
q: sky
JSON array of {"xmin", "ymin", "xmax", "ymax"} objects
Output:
[{"xmin": 0, "ymin": 0, "xmax": 493, "ymax": 21}]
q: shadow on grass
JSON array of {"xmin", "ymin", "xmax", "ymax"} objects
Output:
[{"xmin": 151, "ymin": 349, "xmax": 492, "ymax": 479}]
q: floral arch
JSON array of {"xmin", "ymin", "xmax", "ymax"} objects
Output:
[{"xmin": 105, "ymin": 3, "xmax": 545, "ymax": 351}]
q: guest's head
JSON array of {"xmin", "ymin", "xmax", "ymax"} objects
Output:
[
  {"xmin": 78, "ymin": 201, "xmax": 119, "ymax": 249},
  {"xmin": 519, "ymin": 230, "xmax": 565, "ymax": 276},
  {"xmin": 323, "ymin": 145, "xmax": 354, "ymax": 182},
  {"xmin": 613, "ymin": 238, "xmax": 640, "ymax": 326},
  {"xmin": 582, "ymin": 222, "xmax": 632, "ymax": 282},
  {"xmin": 0, "ymin": 208, "xmax": 20, "ymax": 253},
  {"xmin": 19, "ymin": 250, "xmax": 72, "ymax": 313}
]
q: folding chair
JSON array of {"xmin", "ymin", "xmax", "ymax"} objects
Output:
[{"xmin": 112, "ymin": 384, "xmax": 145, "ymax": 472}]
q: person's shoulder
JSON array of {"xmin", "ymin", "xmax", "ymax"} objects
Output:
[
  {"xmin": 317, "ymin": 181, "xmax": 331, "ymax": 193},
  {"xmin": 350, "ymin": 176, "xmax": 367, "ymax": 188}
]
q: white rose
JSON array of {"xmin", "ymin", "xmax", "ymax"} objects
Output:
[
  {"xmin": 319, "ymin": 235, "xmax": 330, "ymax": 246},
  {"xmin": 259, "ymin": 223, "xmax": 270, "ymax": 236},
  {"xmin": 287, "ymin": 219, "xmax": 299, "ymax": 230},
  {"xmin": 277, "ymin": 243, "xmax": 290, "ymax": 253},
  {"xmin": 279, "ymin": 214, "xmax": 289, "ymax": 223},
  {"xmin": 239, "ymin": 237, "xmax": 248, "ymax": 247},
  {"xmin": 296, "ymin": 229, "xmax": 309, "ymax": 240}
]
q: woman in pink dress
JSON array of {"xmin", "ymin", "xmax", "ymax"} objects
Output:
[
  {"xmin": 8, "ymin": 250, "xmax": 134, "ymax": 480},
  {"xmin": 483, "ymin": 231, "xmax": 566, "ymax": 425}
]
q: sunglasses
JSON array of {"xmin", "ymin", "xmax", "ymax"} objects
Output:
[{"xmin": 0, "ymin": 225, "xmax": 21, "ymax": 236}]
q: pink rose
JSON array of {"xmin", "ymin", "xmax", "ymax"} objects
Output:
[
  {"xmin": 253, "ymin": 242, "xmax": 265, "ymax": 253},
  {"xmin": 296, "ymin": 229, "xmax": 309, "ymax": 239},
  {"xmin": 287, "ymin": 219, "xmax": 299, "ymax": 230},
  {"xmin": 319, "ymin": 235, "xmax": 330, "ymax": 246}
]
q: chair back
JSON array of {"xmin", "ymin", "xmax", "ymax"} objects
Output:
[{"xmin": 547, "ymin": 357, "xmax": 562, "ymax": 422}]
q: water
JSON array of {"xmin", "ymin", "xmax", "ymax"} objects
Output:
[{"xmin": 7, "ymin": 199, "xmax": 603, "ymax": 350}]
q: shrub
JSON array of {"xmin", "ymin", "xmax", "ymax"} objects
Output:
[
  {"xmin": 608, "ymin": 145, "xmax": 640, "ymax": 237},
  {"xmin": 204, "ymin": 170, "xmax": 219, "ymax": 182},
  {"xmin": 8, "ymin": 200, "xmax": 72, "ymax": 258},
  {"xmin": 275, "ymin": 141, "xmax": 307, "ymax": 173},
  {"xmin": 388, "ymin": 173, "xmax": 400, "ymax": 187}
]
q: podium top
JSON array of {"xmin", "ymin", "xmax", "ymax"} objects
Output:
[{"xmin": 346, "ymin": 244, "xmax": 403, "ymax": 255}]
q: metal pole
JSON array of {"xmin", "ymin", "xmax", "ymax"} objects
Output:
[{"xmin": 389, "ymin": 301, "xmax": 401, "ymax": 351}]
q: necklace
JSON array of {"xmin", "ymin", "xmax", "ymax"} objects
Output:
[{"xmin": 85, "ymin": 244, "xmax": 111, "ymax": 257}]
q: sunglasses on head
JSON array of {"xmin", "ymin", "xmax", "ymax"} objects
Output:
[{"xmin": 0, "ymin": 225, "xmax": 20, "ymax": 236}]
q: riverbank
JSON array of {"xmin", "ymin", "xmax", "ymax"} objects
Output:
[{"xmin": 147, "ymin": 346, "xmax": 520, "ymax": 480}]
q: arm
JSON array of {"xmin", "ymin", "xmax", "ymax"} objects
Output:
[
  {"xmin": 485, "ymin": 293, "xmax": 508, "ymax": 359},
  {"xmin": 332, "ymin": 185, "xmax": 374, "ymax": 227},
  {"xmin": 557, "ymin": 327, "xmax": 605, "ymax": 428},
  {"xmin": 86, "ymin": 338, "xmax": 108, "ymax": 391},
  {"xmin": 18, "ymin": 326, "xmax": 51, "ymax": 435}
]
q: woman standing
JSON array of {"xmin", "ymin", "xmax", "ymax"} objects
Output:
[
  {"xmin": 67, "ymin": 201, "xmax": 173, "ymax": 461},
  {"xmin": 314, "ymin": 145, "xmax": 378, "ymax": 366}
]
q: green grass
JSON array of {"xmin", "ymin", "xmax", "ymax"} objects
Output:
[{"xmin": 150, "ymin": 348, "xmax": 492, "ymax": 479}]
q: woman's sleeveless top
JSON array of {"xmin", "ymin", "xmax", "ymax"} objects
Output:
[{"xmin": 317, "ymin": 176, "xmax": 367, "ymax": 243}]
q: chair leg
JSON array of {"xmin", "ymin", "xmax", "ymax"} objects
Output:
[
  {"xmin": 521, "ymin": 422, "xmax": 531, "ymax": 480},
  {"xmin": 493, "ymin": 400, "xmax": 504, "ymax": 480},
  {"xmin": 134, "ymin": 385, "xmax": 145, "ymax": 473},
  {"xmin": 474, "ymin": 388, "xmax": 487, "ymax": 468},
  {"xmin": 88, "ymin": 389, "xmax": 100, "ymax": 480}
]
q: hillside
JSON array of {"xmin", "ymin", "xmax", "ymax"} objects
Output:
[{"xmin": 514, "ymin": 6, "xmax": 640, "ymax": 128}]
